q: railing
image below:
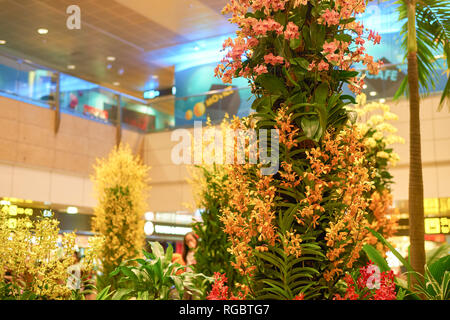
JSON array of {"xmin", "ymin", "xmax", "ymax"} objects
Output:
[
  {"xmin": 0, "ymin": 54, "xmax": 56, "ymax": 108},
  {"xmin": 0, "ymin": 53, "xmax": 174, "ymax": 134}
]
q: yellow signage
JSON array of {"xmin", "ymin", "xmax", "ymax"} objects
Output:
[
  {"xmin": 425, "ymin": 217, "xmax": 450, "ymax": 234},
  {"xmin": 205, "ymin": 86, "xmax": 234, "ymax": 108},
  {"xmin": 1, "ymin": 205, "xmax": 33, "ymax": 216}
]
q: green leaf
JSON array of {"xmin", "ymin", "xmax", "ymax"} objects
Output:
[
  {"xmin": 362, "ymin": 244, "xmax": 391, "ymax": 272},
  {"xmin": 290, "ymin": 37, "xmax": 302, "ymax": 50},
  {"xmin": 340, "ymin": 94, "xmax": 356, "ymax": 105},
  {"xmin": 301, "ymin": 116, "xmax": 320, "ymax": 139},
  {"xmin": 274, "ymin": 11, "xmax": 287, "ymax": 26},
  {"xmin": 165, "ymin": 243, "xmax": 174, "ymax": 264},
  {"xmin": 426, "ymin": 243, "xmax": 450, "ymax": 266},
  {"xmin": 260, "ymin": 283, "xmax": 292, "ymax": 300},
  {"xmin": 335, "ymin": 33, "xmax": 352, "ymax": 43},
  {"xmin": 428, "ymin": 255, "xmax": 450, "ymax": 285},
  {"xmin": 290, "ymin": 57, "xmax": 310, "ymax": 70},
  {"xmin": 336, "ymin": 70, "xmax": 359, "ymax": 80},
  {"xmin": 96, "ymin": 285, "xmax": 113, "ymax": 300},
  {"xmin": 314, "ymin": 82, "xmax": 329, "ymax": 104},
  {"xmin": 254, "ymin": 251, "xmax": 286, "ymax": 273},
  {"xmin": 150, "ymin": 241, "xmax": 165, "ymax": 259},
  {"xmin": 112, "ymin": 288, "xmax": 133, "ymax": 300},
  {"xmin": 284, "ymin": 67, "xmax": 300, "ymax": 87},
  {"xmin": 340, "ymin": 17, "xmax": 356, "ymax": 24},
  {"xmin": 366, "ymin": 227, "xmax": 422, "ymax": 284},
  {"xmin": 120, "ymin": 266, "xmax": 139, "ymax": 283},
  {"xmin": 170, "ymin": 275, "xmax": 184, "ymax": 299},
  {"xmin": 252, "ymin": 95, "xmax": 280, "ymax": 112},
  {"xmin": 256, "ymin": 73, "xmax": 288, "ymax": 96}
]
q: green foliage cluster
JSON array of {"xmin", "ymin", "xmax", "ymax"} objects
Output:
[
  {"xmin": 363, "ymin": 228, "xmax": 450, "ymax": 300},
  {"xmin": 101, "ymin": 242, "xmax": 212, "ymax": 300},
  {"xmin": 191, "ymin": 164, "xmax": 246, "ymax": 294}
]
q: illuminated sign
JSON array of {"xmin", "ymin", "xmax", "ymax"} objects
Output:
[
  {"xmin": 1, "ymin": 204, "xmax": 51, "ymax": 229},
  {"xmin": 154, "ymin": 225, "xmax": 192, "ymax": 236},
  {"xmin": 1, "ymin": 205, "xmax": 33, "ymax": 217},
  {"xmin": 153, "ymin": 212, "xmax": 194, "ymax": 225},
  {"xmin": 425, "ymin": 217, "xmax": 449, "ymax": 234},
  {"xmin": 143, "ymin": 90, "xmax": 160, "ymax": 99}
]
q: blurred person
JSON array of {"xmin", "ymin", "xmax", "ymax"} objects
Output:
[
  {"xmin": 182, "ymin": 232, "xmax": 198, "ymax": 270},
  {"xmin": 67, "ymin": 252, "xmax": 82, "ymax": 291},
  {"xmin": 181, "ymin": 232, "xmax": 198, "ymax": 300}
]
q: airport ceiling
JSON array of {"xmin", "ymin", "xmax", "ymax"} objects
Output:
[{"xmin": 0, "ymin": 0, "xmax": 234, "ymax": 100}]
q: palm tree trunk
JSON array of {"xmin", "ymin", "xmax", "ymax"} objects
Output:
[{"xmin": 407, "ymin": 0, "xmax": 426, "ymax": 281}]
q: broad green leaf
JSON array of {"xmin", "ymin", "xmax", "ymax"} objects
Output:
[
  {"xmin": 362, "ymin": 244, "xmax": 391, "ymax": 272},
  {"xmin": 335, "ymin": 33, "xmax": 352, "ymax": 43},
  {"xmin": 256, "ymin": 73, "xmax": 288, "ymax": 96},
  {"xmin": 301, "ymin": 116, "xmax": 320, "ymax": 139},
  {"xmin": 366, "ymin": 227, "xmax": 422, "ymax": 284},
  {"xmin": 314, "ymin": 82, "xmax": 329, "ymax": 104},
  {"xmin": 260, "ymin": 283, "xmax": 291, "ymax": 300},
  {"xmin": 290, "ymin": 37, "xmax": 301, "ymax": 50},
  {"xmin": 426, "ymin": 243, "xmax": 450, "ymax": 266},
  {"xmin": 290, "ymin": 57, "xmax": 310, "ymax": 70},
  {"xmin": 150, "ymin": 241, "xmax": 165, "ymax": 259},
  {"xmin": 112, "ymin": 288, "xmax": 133, "ymax": 300},
  {"xmin": 428, "ymin": 255, "xmax": 450, "ymax": 285},
  {"xmin": 165, "ymin": 243, "xmax": 174, "ymax": 265},
  {"xmin": 96, "ymin": 285, "xmax": 113, "ymax": 300}
]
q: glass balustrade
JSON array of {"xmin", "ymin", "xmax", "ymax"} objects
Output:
[{"xmin": 0, "ymin": 52, "xmax": 447, "ymax": 134}]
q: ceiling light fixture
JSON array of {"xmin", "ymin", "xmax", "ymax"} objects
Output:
[
  {"xmin": 0, "ymin": 40, "xmax": 6, "ymax": 45},
  {"xmin": 362, "ymin": 84, "xmax": 368, "ymax": 89},
  {"xmin": 106, "ymin": 56, "xmax": 116, "ymax": 62},
  {"xmin": 369, "ymin": 91, "xmax": 377, "ymax": 96},
  {"xmin": 113, "ymin": 82, "xmax": 120, "ymax": 86},
  {"xmin": 379, "ymin": 98, "xmax": 386, "ymax": 103},
  {"xmin": 37, "ymin": 28, "xmax": 49, "ymax": 35},
  {"xmin": 67, "ymin": 65, "xmax": 76, "ymax": 70}
]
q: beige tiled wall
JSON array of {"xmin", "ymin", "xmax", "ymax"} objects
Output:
[
  {"xmin": 388, "ymin": 94, "xmax": 450, "ymax": 201},
  {"xmin": 1, "ymin": 94, "xmax": 449, "ymax": 213},
  {"xmin": 0, "ymin": 96, "xmax": 144, "ymax": 208},
  {"xmin": 143, "ymin": 129, "xmax": 194, "ymax": 213},
  {"xmin": 0, "ymin": 162, "xmax": 95, "ymax": 208},
  {"xmin": 141, "ymin": 95, "xmax": 450, "ymax": 213}
]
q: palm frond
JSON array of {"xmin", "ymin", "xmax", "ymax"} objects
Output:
[{"xmin": 394, "ymin": 0, "xmax": 450, "ymax": 110}]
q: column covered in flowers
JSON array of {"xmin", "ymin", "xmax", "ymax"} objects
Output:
[{"xmin": 214, "ymin": 0, "xmax": 387, "ymax": 299}]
